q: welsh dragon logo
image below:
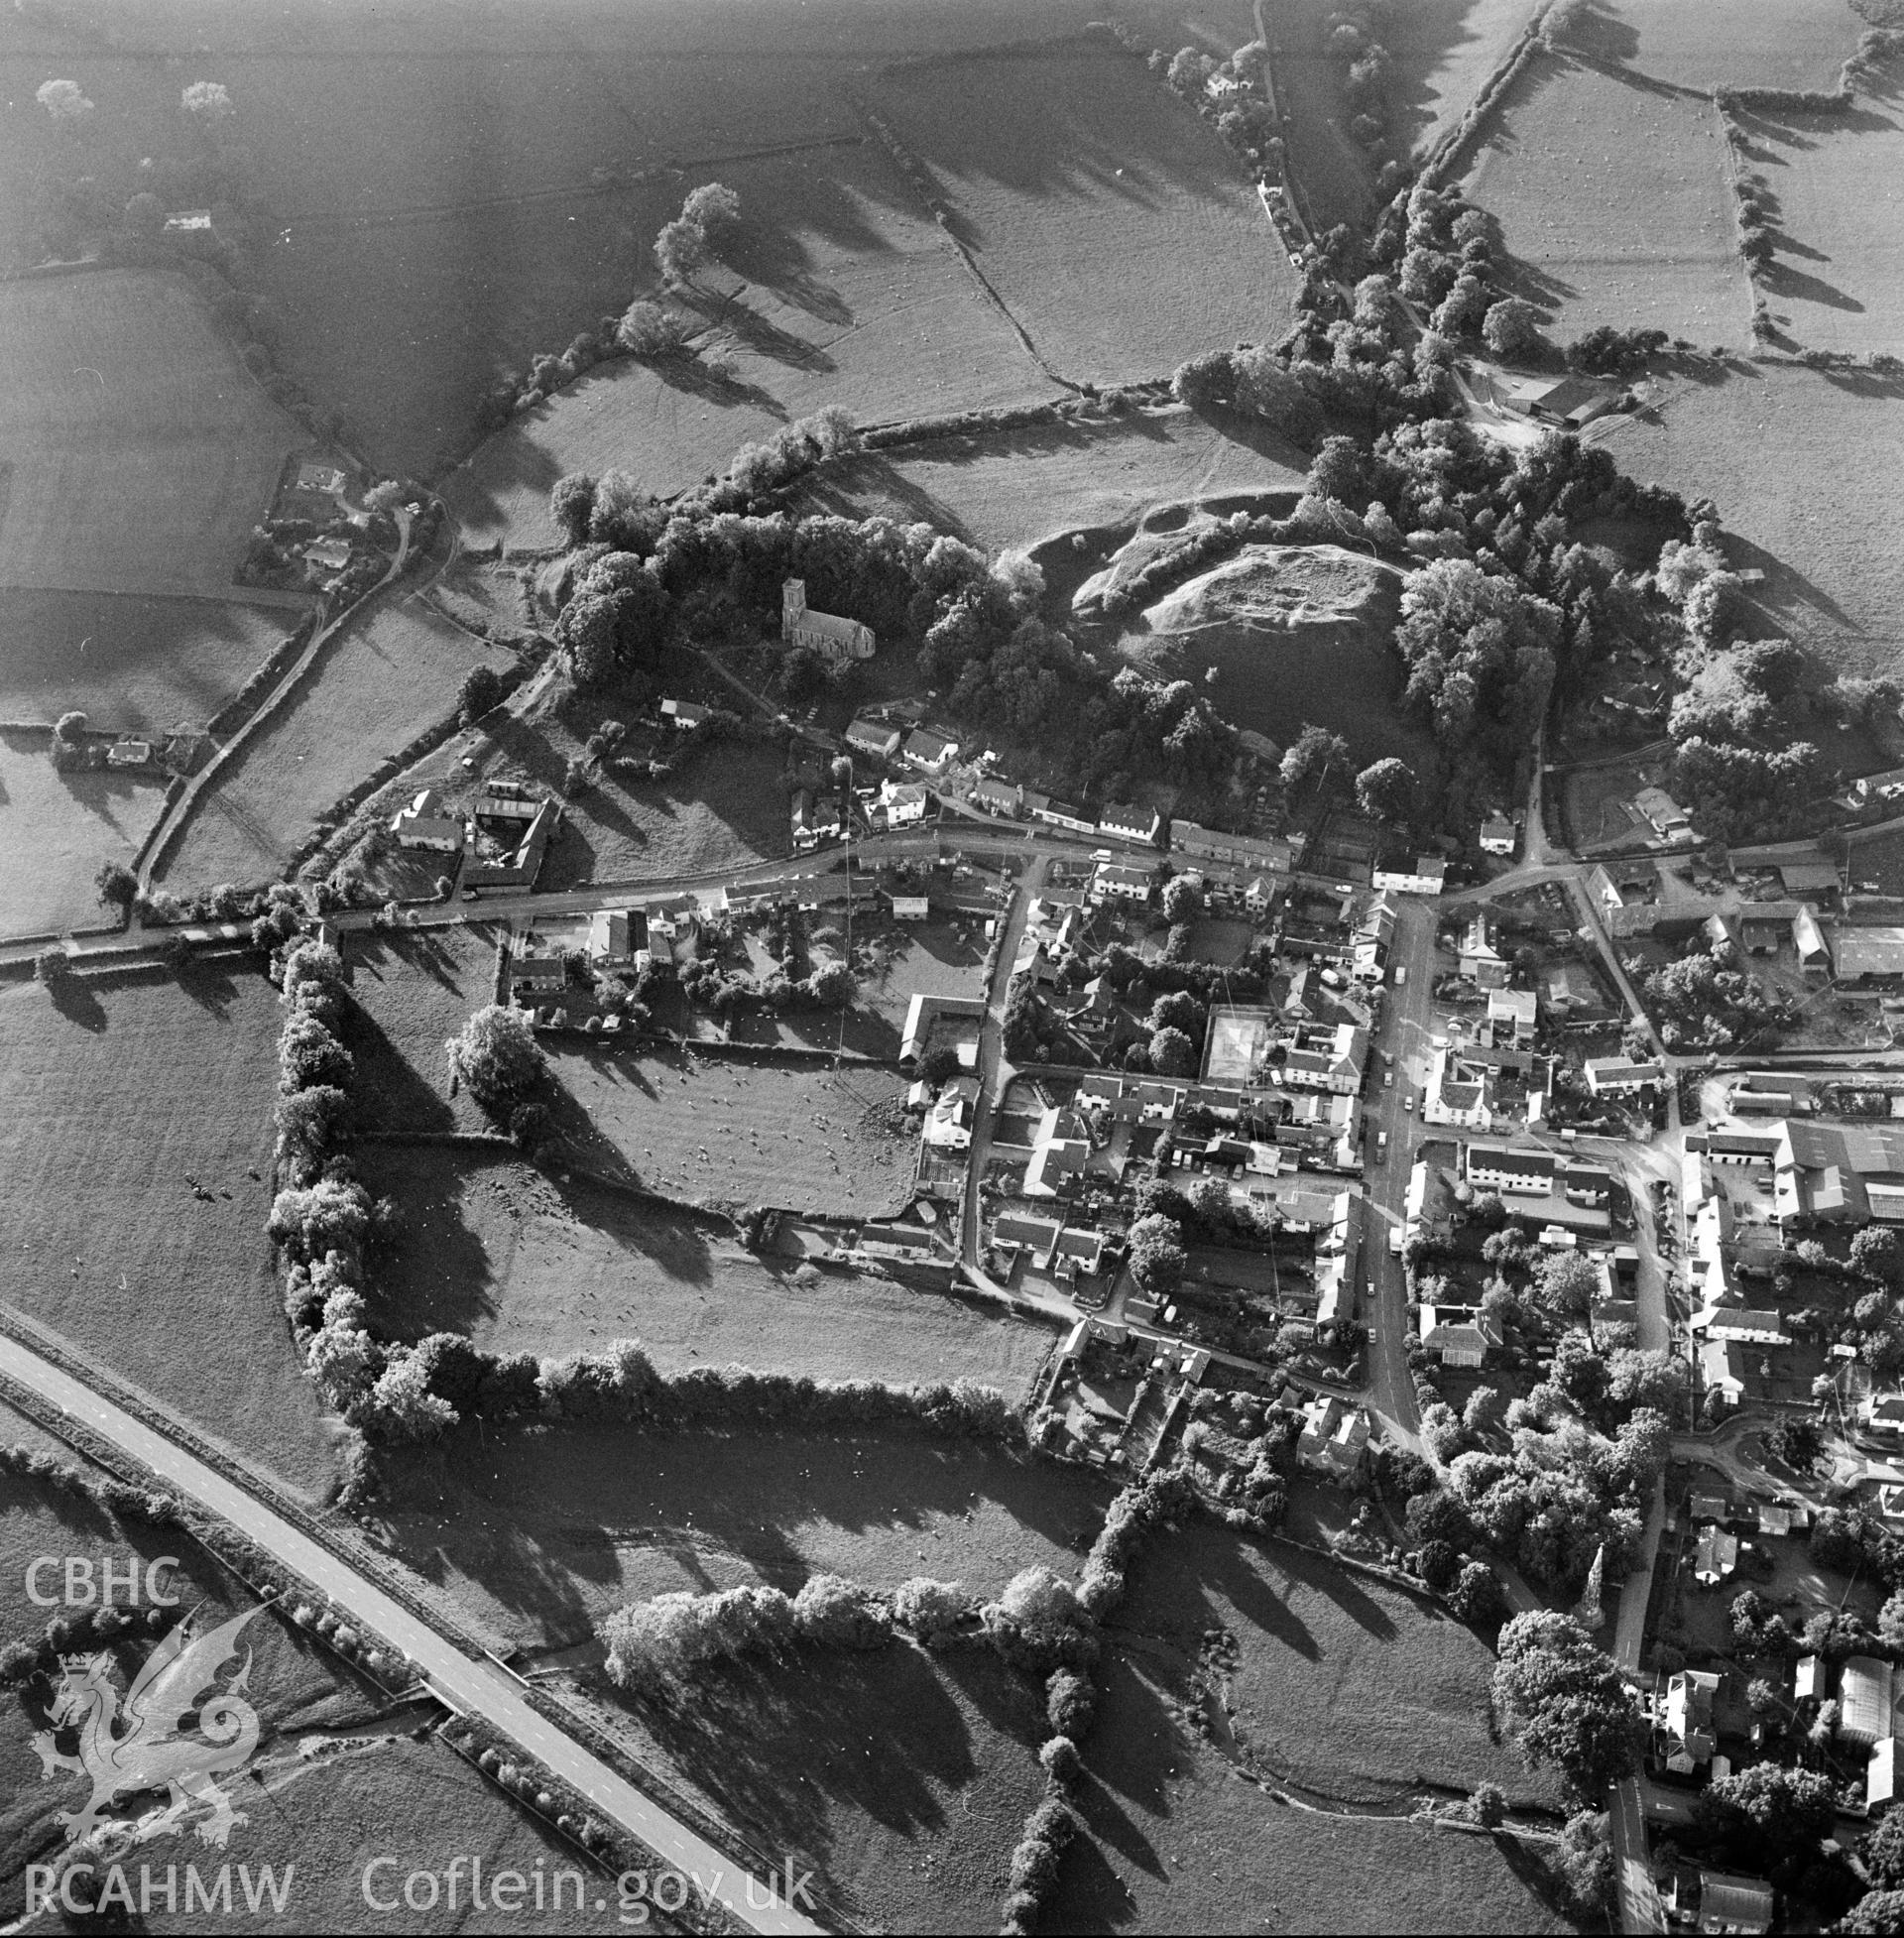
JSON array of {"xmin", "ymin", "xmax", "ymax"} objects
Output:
[{"xmin": 31, "ymin": 1606, "xmax": 264, "ymax": 1848}]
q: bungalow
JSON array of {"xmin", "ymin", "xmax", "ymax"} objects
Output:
[
  {"xmin": 1460, "ymin": 912, "xmax": 1509, "ymax": 989},
  {"xmin": 304, "ymin": 536, "xmax": 352, "ymax": 574},
  {"xmin": 1633, "ymin": 784, "xmax": 1695, "ymax": 844},
  {"xmin": 1022, "ymin": 1108, "xmax": 1092, "ymax": 1198},
  {"xmin": 389, "ymin": 787, "xmax": 465, "ymax": 852},
  {"xmin": 1853, "ymin": 765, "xmax": 1904, "ymax": 805},
  {"xmin": 106, "ymin": 738, "xmax": 152, "ymax": 769},
  {"xmin": 888, "ymin": 892, "xmax": 929, "ymax": 921},
  {"xmin": 1693, "ymin": 1525, "xmax": 1739, "ymax": 1585},
  {"xmin": 1419, "ymin": 1303, "xmax": 1502, "ymax": 1369},
  {"xmin": 658, "ymin": 697, "xmax": 713, "ymax": 730},
  {"xmin": 1585, "ymin": 1056, "xmax": 1664, "ymax": 1096},
  {"xmin": 970, "ymin": 776, "xmax": 1023, "ymax": 816},
  {"xmin": 1701, "ymin": 1307, "xmax": 1790, "ymax": 1348},
  {"xmin": 845, "ymin": 717, "xmax": 902, "ymax": 760},
  {"xmin": 1371, "ymin": 854, "xmax": 1448, "ymax": 896},
  {"xmin": 1480, "ymin": 814, "xmax": 1517, "ymax": 857},
  {"xmin": 1025, "ymin": 791, "xmax": 1096, "ymax": 835},
  {"xmin": 901, "ymin": 727, "xmax": 958, "ymax": 773},
  {"xmin": 1866, "ymin": 1393, "xmax": 1904, "ymax": 1439},
  {"xmin": 1545, "ymin": 960, "xmax": 1615, "ymax": 1022}
]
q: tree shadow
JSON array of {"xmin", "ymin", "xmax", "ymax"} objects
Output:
[
  {"xmin": 45, "ymin": 974, "xmax": 107, "ymax": 1032},
  {"xmin": 175, "ymin": 955, "xmax": 247, "ymax": 1022},
  {"xmin": 1759, "ymin": 257, "xmax": 1866, "ymax": 311}
]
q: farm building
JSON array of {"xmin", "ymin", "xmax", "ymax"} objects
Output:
[
  {"xmin": 1793, "ymin": 906, "xmax": 1832, "ymax": 977},
  {"xmin": 389, "ymin": 787, "xmax": 464, "ymax": 852},
  {"xmin": 1480, "ymin": 814, "xmax": 1516, "ymax": 856},
  {"xmin": 1098, "ymin": 801, "xmax": 1160, "ymax": 844},
  {"xmin": 781, "ymin": 578, "xmax": 873, "ymax": 665},
  {"xmin": 901, "ymin": 727, "xmax": 958, "ymax": 773},
  {"xmin": 844, "ymin": 717, "xmax": 901, "ymax": 760},
  {"xmin": 163, "ymin": 208, "xmax": 214, "ymax": 234},
  {"xmin": 1835, "ymin": 926, "xmax": 1904, "ymax": 982},
  {"xmin": 658, "ymin": 697, "xmax": 713, "ymax": 730},
  {"xmin": 898, "ymin": 993, "xmax": 986, "ymax": 1074},
  {"xmin": 1841, "ymin": 1656, "xmax": 1896, "ymax": 1751},
  {"xmin": 1777, "ymin": 857, "xmax": 1843, "ymax": 898},
  {"xmin": 1487, "ymin": 371, "xmax": 1615, "ymax": 426}
]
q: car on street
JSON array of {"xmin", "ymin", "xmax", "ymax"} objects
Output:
[{"xmin": 1383, "ymin": 1071, "xmax": 1393, "ymax": 1088}]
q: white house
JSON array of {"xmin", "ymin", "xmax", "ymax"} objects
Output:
[
  {"xmin": 845, "ymin": 717, "xmax": 901, "ymax": 760},
  {"xmin": 782, "ymin": 577, "xmax": 874, "ymax": 664},
  {"xmin": 1585, "ymin": 1056, "xmax": 1664, "ymax": 1095},
  {"xmin": 1371, "ymin": 854, "xmax": 1447, "ymax": 896},
  {"xmin": 1480, "ymin": 815, "xmax": 1517, "ymax": 857},
  {"xmin": 1098, "ymin": 801, "xmax": 1161, "ymax": 845},
  {"xmin": 390, "ymin": 787, "xmax": 465, "ymax": 852},
  {"xmin": 901, "ymin": 727, "xmax": 958, "ymax": 773},
  {"xmin": 1090, "ymin": 861, "xmax": 1153, "ymax": 906},
  {"xmin": 106, "ymin": 739, "xmax": 152, "ymax": 769},
  {"xmin": 659, "ymin": 697, "xmax": 713, "ymax": 730},
  {"xmin": 888, "ymin": 892, "xmax": 929, "ymax": 921},
  {"xmin": 879, "ymin": 779, "xmax": 931, "ymax": 825}
]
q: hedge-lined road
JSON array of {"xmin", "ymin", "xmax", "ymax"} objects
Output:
[{"xmin": 0, "ymin": 1332, "xmax": 825, "ymax": 1938}]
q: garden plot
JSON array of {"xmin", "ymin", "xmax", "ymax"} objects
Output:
[
  {"xmin": 1601, "ymin": 365, "xmax": 1904, "ymax": 678},
  {"xmin": 357, "ymin": 1144, "xmax": 1053, "ymax": 1393},
  {"xmin": 154, "ymin": 594, "xmax": 515, "ymax": 894},
  {"xmin": 370, "ymin": 1416, "xmax": 1113, "ymax": 1649},
  {"xmin": 864, "ymin": 41, "xmax": 1300, "ymax": 389},
  {"xmin": 0, "ymin": 962, "xmax": 337, "ymax": 1495},
  {"xmin": 1464, "ymin": 53, "xmax": 1751, "ymax": 343},
  {"xmin": 0, "ymin": 271, "xmax": 304, "ymax": 599},
  {"xmin": 1737, "ymin": 95, "xmax": 1904, "ymax": 357},
  {"xmin": 0, "ymin": 589, "xmax": 292, "ymax": 733},
  {"xmin": 0, "ymin": 733, "xmax": 167, "ymax": 940},
  {"xmin": 553, "ymin": 1052, "xmax": 916, "ymax": 1218}
]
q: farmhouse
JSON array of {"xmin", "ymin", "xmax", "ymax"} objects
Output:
[
  {"xmin": 1480, "ymin": 814, "xmax": 1517, "ymax": 856},
  {"xmin": 1371, "ymin": 854, "xmax": 1447, "ymax": 896},
  {"xmin": 1588, "ymin": 859, "xmax": 1660, "ymax": 930},
  {"xmin": 781, "ymin": 578, "xmax": 874, "ymax": 665},
  {"xmin": 658, "ymin": 697, "xmax": 713, "ymax": 730},
  {"xmin": 845, "ymin": 717, "xmax": 902, "ymax": 760},
  {"xmin": 389, "ymin": 787, "xmax": 465, "ymax": 852},
  {"xmin": 902, "ymin": 727, "xmax": 959, "ymax": 773},
  {"xmin": 106, "ymin": 738, "xmax": 152, "ymax": 769},
  {"xmin": 511, "ymin": 930, "xmax": 565, "ymax": 995}
]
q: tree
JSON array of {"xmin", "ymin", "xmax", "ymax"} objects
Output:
[
  {"xmin": 36, "ymin": 79, "xmax": 94, "ymax": 124},
  {"xmin": 1492, "ymin": 1612, "xmax": 1646, "ymax": 1795},
  {"xmin": 1533, "ymin": 1251, "xmax": 1601, "ymax": 1318},
  {"xmin": 1867, "ymin": 1809, "xmax": 1904, "ymax": 1889},
  {"xmin": 1482, "ymin": 298, "xmax": 1543, "ymax": 359},
  {"xmin": 1842, "ymin": 1889, "xmax": 1904, "ymax": 1934},
  {"xmin": 447, "ymin": 1006, "xmax": 545, "ymax": 1116},
  {"xmin": 1148, "ymin": 1026, "xmax": 1195, "ymax": 1077},
  {"xmin": 680, "ymin": 182, "xmax": 741, "ymax": 239},
  {"xmin": 1355, "ymin": 757, "xmax": 1415, "ymax": 823},
  {"xmin": 616, "ymin": 301, "xmax": 695, "ymax": 358},
  {"xmin": 1766, "ymin": 1412, "xmax": 1823, "ymax": 1474},
  {"xmin": 1127, "ymin": 1214, "xmax": 1187, "ymax": 1297},
  {"xmin": 1470, "ymin": 1782, "xmax": 1507, "ymax": 1829},
  {"xmin": 94, "ymin": 860, "xmax": 136, "ymax": 915},
  {"xmin": 1280, "ymin": 722, "xmax": 1350, "ymax": 794},
  {"xmin": 180, "ymin": 80, "xmax": 234, "ymax": 124},
  {"xmin": 1854, "ymin": 1227, "xmax": 1902, "ymax": 1285},
  {"xmin": 1699, "ymin": 1760, "xmax": 1837, "ymax": 1865},
  {"xmin": 55, "ymin": 710, "xmax": 87, "ymax": 744},
  {"xmin": 35, "ymin": 946, "xmax": 71, "ymax": 987},
  {"xmin": 457, "ymin": 665, "xmax": 506, "ymax": 727},
  {"xmin": 654, "ymin": 215, "xmax": 709, "ymax": 285},
  {"xmin": 549, "ymin": 472, "xmax": 596, "ymax": 547},
  {"xmin": 1160, "ymin": 875, "xmax": 1204, "ymax": 924}
]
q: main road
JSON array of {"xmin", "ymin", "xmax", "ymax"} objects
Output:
[{"xmin": 0, "ymin": 1332, "xmax": 825, "ymax": 1937}]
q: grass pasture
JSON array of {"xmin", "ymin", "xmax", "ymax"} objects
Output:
[
  {"xmin": 447, "ymin": 138, "xmax": 1056, "ymax": 551},
  {"xmin": 371, "ymin": 1417, "xmax": 1111, "ymax": 1650},
  {"xmin": 0, "ymin": 271, "xmax": 304, "ymax": 600},
  {"xmin": 793, "ymin": 403, "xmax": 1309, "ymax": 558},
  {"xmin": 0, "ymin": 731, "xmax": 167, "ymax": 939},
  {"xmin": 1464, "ymin": 52, "xmax": 1751, "ymax": 344},
  {"xmin": 1736, "ymin": 91, "xmax": 1904, "ymax": 356},
  {"xmin": 154, "ymin": 594, "xmax": 515, "ymax": 894},
  {"xmin": 865, "ymin": 41, "xmax": 1299, "ymax": 389},
  {"xmin": 577, "ymin": 1639, "xmax": 1046, "ymax": 1936},
  {"xmin": 0, "ymin": 589, "xmax": 293, "ymax": 733},
  {"xmin": 551, "ymin": 1051, "xmax": 915, "ymax": 1219},
  {"xmin": 356, "ymin": 1143, "xmax": 1054, "ymax": 1393},
  {"xmin": 1584, "ymin": 0, "xmax": 1866, "ymax": 92},
  {"xmin": 0, "ymin": 961, "xmax": 337, "ymax": 1496},
  {"xmin": 1390, "ymin": 0, "xmax": 1552, "ymax": 162},
  {"xmin": 1603, "ymin": 364, "xmax": 1904, "ymax": 675}
]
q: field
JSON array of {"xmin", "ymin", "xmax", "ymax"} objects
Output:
[
  {"xmin": 1049, "ymin": 1522, "xmax": 1581, "ymax": 1932},
  {"xmin": 551, "ymin": 1051, "xmax": 916, "ymax": 1218},
  {"xmin": 341, "ymin": 924, "xmax": 504, "ymax": 1135},
  {"xmin": 1603, "ymin": 364, "xmax": 1904, "ymax": 676},
  {"xmin": 1389, "ymin": 0, "xmax": 1550, "ymax": 161},
  {"xmin": 445, "ymin": 138, "xmax": 1057, "ymax": 551},
  {"xmin": 0, "ymin": 271, "xmax": 304, "ymax": 599},
  {"xmin": 793, "ymin": 403, "xmax": 1309, "ymax": 557},
  {"xmin": 1118, "ymin": 544, "xmax": 1435, "ymax": 771},
  {"xmin": 1582, "ymin": 0, "xmax": 1867, "ymax": 91},
  {"xmin": 1463, "ymin": 53, "xmax": 1752, "ymax": 344},
  {"xmin": 0, "ymin": 732, "xmax": 167, "ymax": 940},
  {"xmin": 370, "ymin": 1417, "xmax": 1113, "ymax": 1649},
  {"xmin": 865, "ymin": 42, "xmax": 1297, "ymax": 389},
  {"xmin": 355, "ymin": 1143, "xmax": 1055, "ymax": 1393},
  {"xmin": 0, "ymin": 589, "xmax": 293, "ymax": 733},
  {"xmin": 0, "ymin": 961, "xmax": 338, "ymax": 1496},
  {"xmin": 574, "ymin": 1638, "xmax": 1047, "ymax": 1935},
  {"xmin": 1736, "ymin": 94, "xmax": 1904, "ymax": 356},
  {"xmin": 154, "ymin": 594, "xmax": 516, "ymax": 894}
]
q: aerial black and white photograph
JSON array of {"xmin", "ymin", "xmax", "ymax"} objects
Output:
[{"xmin": 2, "ymin": 0, "xmax": 1902, "ymax": 1931}]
